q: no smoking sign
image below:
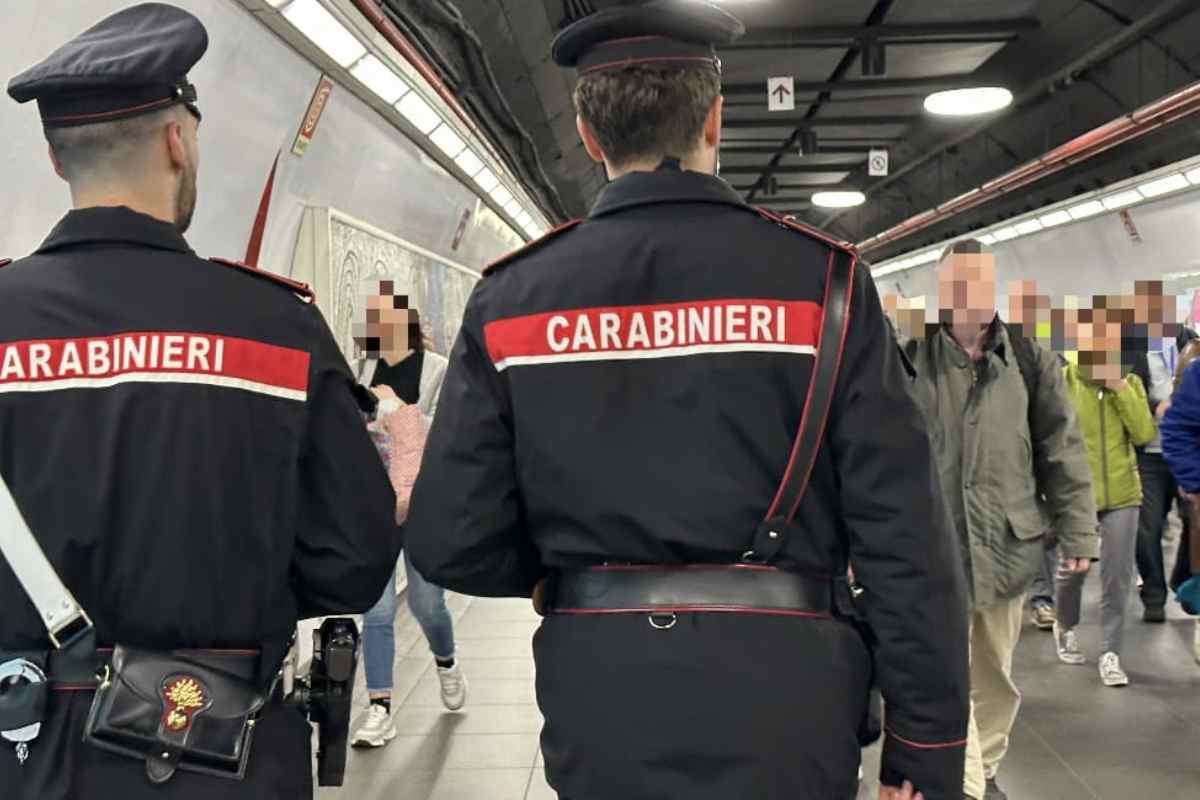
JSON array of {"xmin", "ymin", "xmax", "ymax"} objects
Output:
[{"xmin": 868, "ymin": 148, "xmax": 889, "ymax": 177}]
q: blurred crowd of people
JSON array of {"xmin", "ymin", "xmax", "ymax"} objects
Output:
[{"xmin": 881, "ymin": 241, "xmax": 1200, "ymax": 800}]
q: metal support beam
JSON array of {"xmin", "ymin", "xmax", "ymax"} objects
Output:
[
  {"xmin": 720, "ymin": 163, "xmax": 861, "ymax": 175},
  {"xmin": 723, "ymin": 76, "xmax": 974, "ymax": 97},
  {"xmin": 821, "ymin": 0, "xmax": 1200, "ymax": 230},
  {"xmin": 719, "ymin": 19, "xmax": 1040, "ymax": 50},
  {"xmin": 725, "ymin": 115, "xmax": 920, "ymax": 128}
]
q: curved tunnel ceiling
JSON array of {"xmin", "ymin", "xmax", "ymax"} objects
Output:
[{"xmin": 394, "ymin": 0, "xmax": 1200, "ymax": 262}]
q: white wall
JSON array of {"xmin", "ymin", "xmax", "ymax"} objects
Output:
[
  {"xmin": 877, "ymin": 188, "xmax": 1200, "ymax": 312},
  {"xmin": 0, "ymin": 0, "xmax": 522, "ymax": 276}
]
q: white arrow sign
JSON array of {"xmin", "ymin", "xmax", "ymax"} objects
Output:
[{"xmin": 768, "ymin": 77, "xmax": 795, "ymax": 112}]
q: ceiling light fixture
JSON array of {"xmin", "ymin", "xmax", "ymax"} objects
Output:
[
  {"xmin": 977, "ymin": 233, "xmax": 997, "ymax": 245},
  {"xmin": 350, "ymin": 55, "xmax": 409, "ymax": 104},
  {"xmin": 1038, "ymin": 210, "xmax": 1072, "ymax": 228},
  {"xmin": 1067, "ymin": 199, "xmax": 1105, "ymax": 220},
  {"xmin": 429, "ymin": 124, "xmax": 466, "ymax": 158},
  {"xmin": 992, "ymin": 226, "xmax": 1019, "ymax": 242},
  {"xmin": 396, "ymin": 91, "xmax": 441, "ymax": 134},
  {"xmin": 923, "ymin": 87, "xmax": 1013, "ymax": 117},
  {"xmin": 454, "ymin": 149, "xmax": 485, "ymax": 178},
  {"xmin": 812, "ymin": 190, "xmax": 865, "ymax": 208},
  {"xmin": 474, "ymin": 168, "xmax": 500, "ymax": 193},
  {"xmin": 1015, "ymin": 219, "xmax": 1043, "ymax": 235},
  {"xmin": 1137, "ymin": 173, "xmax": 1189, "ymax": 198},
  {"xmin": 1100, "ymin": 190, "xmax": 1142, "ymax": 210},
  {"xmin": 281, "ymin": 0, "xmax": 366, "ymax": 68}
]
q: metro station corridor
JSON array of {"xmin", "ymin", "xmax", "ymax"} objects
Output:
[{"xmin": 328, "ymin": 567, "xmax": 1200, "ymax": 800}]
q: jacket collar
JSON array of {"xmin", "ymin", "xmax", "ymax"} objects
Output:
[
  {"xmin": 35, "ymin": 206, "xmax": 194, "ymax": 256},
  {"xmin": 937, "ymin": 314, "xmax": 1011, "ymax": 366},
  {"xmin": 589, "ymin": 160, "xmax": 748, "ymax": 219}
]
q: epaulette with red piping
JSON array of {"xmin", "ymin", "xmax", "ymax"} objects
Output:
[
  {"xmin": 209, "ymin": 257, "xmax": 315, "ymax": 303},
  {"xmin": 483, "ymin": 219, "xmax": 583, "ymax": 277},
  {"xmin": 0, "ymin": 258, "xmax": 12, "ymax": 269},
  {"xmin": 752, "ymin": 207, "xmax": 858, "ymax": 258}
]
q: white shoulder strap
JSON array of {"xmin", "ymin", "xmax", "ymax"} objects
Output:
[{"xmin": 0, "ymin": 474, "xmax": 91, "ymax": 648}]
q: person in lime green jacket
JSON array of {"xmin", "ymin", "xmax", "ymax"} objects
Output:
[{"xmin": 1056, "ymin": 304, "xmax": 1157, "ymax": 687}]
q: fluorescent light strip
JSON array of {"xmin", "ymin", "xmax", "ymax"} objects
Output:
[
  {"xmin": 1015, "ymin": 219, "xmax": 1042, "ymax": 235},
  {"xmin": 350, "ymin": 55, "xmax": 409, "ymax": 104},
  {"xmin": 1068, "ymin": 200, "xmax": 1105, "ymax": 219},
  {"xmin": 282, "ymin": 0, "xmax": 366, "ymax": 68},
  {"xmin": 454, "ymin": 149, "xmax": 485, "ymax": 177},
  {"xmin": 977, "ymin": 233, "xmax": 996, "ymax": 245},
  {"xmin": 492, "ymin": 186, "xmax": 515, "ymax": 206},
  {"xmin": 502, "ymin": 198, "xmax": 522, "ymax": 217},
  {"xmin": 429, "ymin": 124, "xmax": 466, "ymax": 158},
  {"xmin": 396, "ymin": 92, "xmax": 441, "ymax": 134},
  {"xmin": 1101, "ymin": 190, "xmax": 1142, "ymax": 210},
  {"xmin": 1039, "ymin": 210, "xmax": 1071, "ymax": 228},
  {"xmin": 1138, "ymin": 173, "xmax": 1188, "ymax": 198},
  {"xmin": 992, "ymin": 226, "xmax": 1018, "ymax": 242},
  {"xmin": 474, "ymin": 168, "xmax": 500, "ymax": 192}
]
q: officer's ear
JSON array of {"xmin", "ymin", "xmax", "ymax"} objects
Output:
[
  {"xmin": 703, "ymin": 95, "xmax": 724, "ymax": 149},
  {"xmin": 576, "ymin": 114, "xmax": 606, "ymax": 165},
  {"xmin": 165, "ymin": 117, "xmax": 190, "ymax": 172},
  {"xmin": 47, "ymin": 144, "xmax": 67, "ymax": 181}
]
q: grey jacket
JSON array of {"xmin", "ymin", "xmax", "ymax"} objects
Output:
[{"xmin": 905, "ymin": 321, "xmax": 1098, "ymax": 608}]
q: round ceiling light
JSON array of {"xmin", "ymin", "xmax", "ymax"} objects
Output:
[
  {"xmin": 924, "ymin": 87, "xmax": 1013, "ymax": 116},
  {"xmin": 812, "ymin": 190, "xmax": 866, "ymax": 208}
]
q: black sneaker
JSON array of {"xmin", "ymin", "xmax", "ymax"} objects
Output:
[
  {"xmin": 984, "ymin": 778, "xmax": 1008, "ymax": 800},
  {"xmin": 1143, "ymin": 605, "xmax": 1166, "ymax": 623}
]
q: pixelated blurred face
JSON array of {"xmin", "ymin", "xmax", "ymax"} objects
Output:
[
  {"xmin": 353, "ymin": 282, "xmax": 416, "ymax": 359},
  {"xmin": 938, "ymin": 253, "xmax": 996, "ymax": 327},
  {"xmin": 1077, "ymin": 310, "xmax": 1124, "ymax": 382},
  {"xmin": 1132, "ymin": 281, "xmax": 1179, "ymax": 339}
]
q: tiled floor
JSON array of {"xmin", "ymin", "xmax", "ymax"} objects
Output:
[{"xmin": 321, "ymin": 570, "xmax": 1200, "ymax": 800}]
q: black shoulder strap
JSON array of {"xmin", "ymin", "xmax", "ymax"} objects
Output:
[
  {"xmin": 1004, "ymin": 322, "xmax": 1040, "ymax": 432},
  {"xmin": 745, "ymin": 247, "xmax": 857, "ymax": 563}
]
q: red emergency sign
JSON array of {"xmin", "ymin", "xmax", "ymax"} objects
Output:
[
  {"xmin": 483, "ymin": 299, "xmax": 821, "ymax": 372},
  {"xmin": 0, "ymin": 332, "xmax": 310, "ymax": 401}
]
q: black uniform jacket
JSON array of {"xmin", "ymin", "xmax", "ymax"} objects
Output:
[
  {"xmin": 0, "ymin": 207, "xmax": 401, "ymax": 656},
  {"xmin": 407, "ymin": 168, "xmax": 969, "ymax": 791}
]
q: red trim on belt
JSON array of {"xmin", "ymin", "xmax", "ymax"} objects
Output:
[
  {"xmin": 583, "ymin": 563, "xmax": 833, "ymax": 580},
  {"xmin": 887, "ymin": 728, "xmax": 968, "ymax": 750},
  {"xmin": 551, "ymin": 606, "xmax": 830, "ymax": 619}
]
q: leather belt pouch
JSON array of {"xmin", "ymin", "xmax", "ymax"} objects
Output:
[
  {"xmin": 551, "ymin": 564, "xmax": 833, "ymax": 614},
  {"xmin": 83, "ymin": 645, "xmax": 266, "ymax": 783},
  {"xmin": 0, "ymin": 651, "xmax": 48, "ymax": 732}
]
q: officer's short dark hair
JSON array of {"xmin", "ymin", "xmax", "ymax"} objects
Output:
[
  {"xmin": 574, "ymin": 64, "xmax": 720, "ymax": 168},
  {"xmin": 938, "ymin": 238, "xmax": 993, "ymax": 263},
  {"xmin": 45, "ymin": 105, "xmax": 187, "ymax": 182}
]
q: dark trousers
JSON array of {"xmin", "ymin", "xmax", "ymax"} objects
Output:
[
  {"xmin": 533, "ymin": 611, "xmax": 870, "ymax": 800},
  {"xmin": 1171, "ymin": 509, "xmax": 1194, "ymax": 591},
  {"xmin": 1, "ymin": 691, "xmax": 312, "ymax": 800},
  {"xmin": 1136, "ymin": 451, "xmax": 1177, "ymax": 609}
]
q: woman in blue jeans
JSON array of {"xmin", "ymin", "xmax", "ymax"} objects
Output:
[{"xmin": 351, "ymin": 292, "xmax": 467, "ymax": 748}]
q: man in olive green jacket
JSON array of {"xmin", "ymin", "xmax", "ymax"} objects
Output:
[{"xmin": 904, "ymin": 240, "xmax": 1097, "ymax": 800}]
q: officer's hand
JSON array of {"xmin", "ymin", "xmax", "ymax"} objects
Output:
[
  {"xmin": 878, "ymin": 780, "xmax": 923, "ymax": 800},
  {"xmin": 1156, "ymin": 399, "xmax": 1172, "ymax": 419},
  {"xmin": 371, "ymin": 385, "xmax": 401, "ymax": 402},
  {"xmin": 1059, "ymin": 556, "xmax": 1091, "ymax": 575}
]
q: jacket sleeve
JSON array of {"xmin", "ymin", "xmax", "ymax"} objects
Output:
[
  {"xmin": 1161, "ymin": 361, "xmax": 1200, "ymax": 492},
  {"xmin": 1029, "ymin": 344, "xmax": 1098, "ymax": 559},
  {"xmin": 376, "ymin": 401, "xmax": 428, "ymax": 523},
  {"xmin": 830, "ymin": 263, "xmax": 969, "ymax": 798},
  {"xmin": 405, "ymin": 292, "xmax": 545, "ymax": 597},
  {"xmin": 292, "ymin": 314, "xmax": 403, "ymax": 618},
  {"xmin": 1115, "ymin": 373, "xmax": 1157, "ymax": 447}
]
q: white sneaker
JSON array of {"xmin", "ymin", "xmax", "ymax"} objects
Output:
[
  {"xmin": 437, "ymin": 662, "xmax": 468, "ymax": 711},
  {"xmin": 351, "ymin": 703, "xmax": 396, "ymax": 748},
  {"xmin": 1099, "ymin": 651, "xmax": 1129, "ymax": 687},
  {"xmin": 1053, "ymin": 623, "xmax": 1086, "ymax": 665}
]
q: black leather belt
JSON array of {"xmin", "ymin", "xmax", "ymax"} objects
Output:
[{"xmin": 549, "ymin": 564, "xmax": 839, "ymax": 619}]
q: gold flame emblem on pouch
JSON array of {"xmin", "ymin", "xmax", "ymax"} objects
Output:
[{"xmin": 162, "ymin": 676, "xmax": 207, "ymax": 733}]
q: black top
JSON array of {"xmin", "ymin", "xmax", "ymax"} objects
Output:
[
  {"xmin": 371, "ymin": 350, "xmax": 424, "ymax": 405},
  {"xmin": 7, "ymin": 3, "xmax": 206, "ymax": 127},
  {"xmin": 406, "ymin": 166, "xmax": 970, "ymax": 795},
  {"xmin": 0, "ymin": 207, "xmax": 401, "ymax": 657}
]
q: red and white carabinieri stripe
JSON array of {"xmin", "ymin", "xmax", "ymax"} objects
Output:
[
  {"xmin": 0, "ymin": 332, "xmax": 310, "ymax": 402},
  {"xmin": 484, "ymin": 298, "xmax": 821, "ymax": 372}
]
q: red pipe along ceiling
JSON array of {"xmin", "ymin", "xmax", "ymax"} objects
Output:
[{"xmin": 857, "ymin": 77, "xmax": 1200, "ymax": 255}]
